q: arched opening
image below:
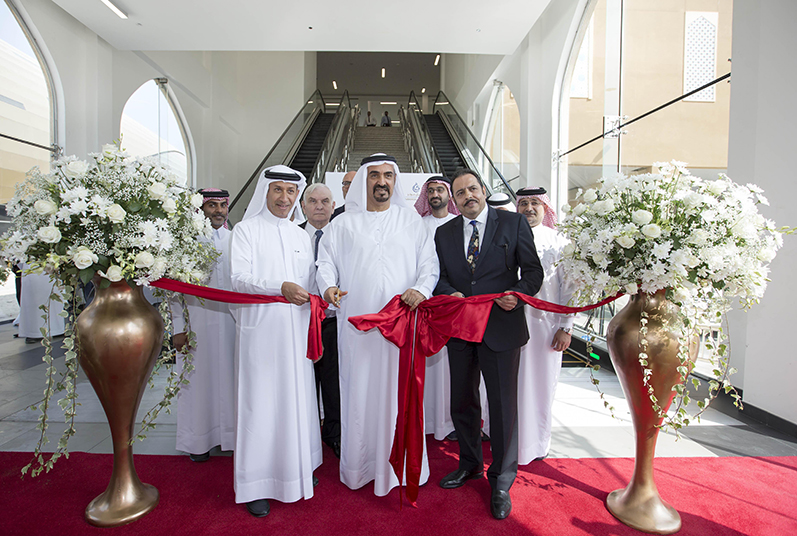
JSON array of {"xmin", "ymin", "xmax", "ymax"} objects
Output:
[
  {"xmin": 0, "ymin": 0, "xmax": 58, "ymax": 203},
  {"xmin": 120, "ymin": 79, "xmax": 193, "ymax": 186}
]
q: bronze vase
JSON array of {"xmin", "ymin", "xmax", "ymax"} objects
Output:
[
  {"xmin": 605, "ymin": 289, "xmax": 698, "ymax": 534},
  {"xmin": 76, "ymin": 277, "xmax": 163, "ymax": 527}
]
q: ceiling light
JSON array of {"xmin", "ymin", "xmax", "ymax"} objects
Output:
[
  {"xmin": 380, "ymin": 102, "xmax": 397, "ymax": 105},
  {"xmin": 421, "ymin": 88, "xmax": 426, "ymax": 94},
  {"xmin": 381, "ymin": 68, "xmax": 385, "ymax": 78},
  {"xmin": 332, "ymin": 80, "xmax": 337, "ymax": 90},
  {"xmin": 100, "ymin": 0, "xmax": 128, "ymax": 19},
  {"xmin": 434, "ymin": 54, "xmax": 440, "ymax": 66},
  {"xmin": 326, "ymin": 103, "xmax": 340, "ymax": 106},
  {"xmin": 436, "ymin": 101, "xmax": 449, "ymax": 105}
]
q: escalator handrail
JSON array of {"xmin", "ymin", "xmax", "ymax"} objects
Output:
[
  {"xmin": 405, "ymin": 91, "xmax": 444, "ymax": 173},
  {"xmin": 310, "ymin": 91, "xmax": 357, "ymax": 183},
  {"xmin": 229, "ymin": 90, "xmax": 326, "ymax": 211},
  {"xmin": 432, "ymin": 90, "xmax": 516, "ymax": 198}
]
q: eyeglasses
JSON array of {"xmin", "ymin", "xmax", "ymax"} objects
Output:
[{"xmin": 342, "ymin": 181, "xmax": 352, "ymax": 187}]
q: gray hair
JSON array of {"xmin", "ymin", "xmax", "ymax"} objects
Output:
[{"xmin": 303, "ymin": 182, "xmax": 333, "ymax": 201}]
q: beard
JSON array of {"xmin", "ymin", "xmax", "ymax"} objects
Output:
[
  {"xmin": 428, "ymin": 197, "xmax": 445, "ymax": 209},
  {"xmin": 373, "ymin": 184, "xmax": 391, "ymax": 201}
]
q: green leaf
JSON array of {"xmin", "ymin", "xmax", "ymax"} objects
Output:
[{"xmin": 79, "ymin": 268, "xmax": 94, "ymax": 286}]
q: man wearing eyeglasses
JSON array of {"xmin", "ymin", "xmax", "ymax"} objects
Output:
[{"xmin": 331, "ymin": 171, "xmax": 354, "ymax": 220}]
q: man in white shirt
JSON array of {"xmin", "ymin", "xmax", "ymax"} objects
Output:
[
  {"xmin": 380, "ymin": 111, "xmax": 392, "ymax": 127},
  {"xmin": 515, "ymin": 186, "xmax": 574, "ymax": 465},
  {"xmin": 316, "ymin": 154, "xmax": 439, "ymax": 497},
  {"xmin": 173, "ymin": 188, "xmax": 236, "ymax": 463},
  {"xmin": 229, "ymin": 166, "xmax": 321, "ymax": 518}
]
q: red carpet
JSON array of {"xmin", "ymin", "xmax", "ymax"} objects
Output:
[{"xmin": 1, "ymin": 441, "xmax": 795, "ymax": 535}]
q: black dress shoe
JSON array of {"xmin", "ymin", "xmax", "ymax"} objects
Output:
[
  {"xmin": 189, "ymin": 451, "xmax": 210, "ymax": 462},
  {"xmin": 246, "ymin": 499, "xmax": 270, "ymax": 517},
  {"xmin": 490, "ymin": 490, "xmax": 512, "ymax": 520},
  {"xmin": 313, "ymin": 475, "xmax": 319, "ymax": 487},
  {"xmin": 329, "ymin": 441, "xmax": 341, "ymax": 459},
  {"xmin": 25, "ymin": 337, "xmax": 41, "ymax": 344},
  {"xmin": 439, "ymin": 468, "xmax": 483, "ymax": 489},
  {"xmin": 445, "ymin": 430, "xmax": 458, "ymax": 441}
]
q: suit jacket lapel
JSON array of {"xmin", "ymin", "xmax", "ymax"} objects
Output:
[{"xmin": 450, "ymin": 216, "xmax": 471, "ymax": 274}]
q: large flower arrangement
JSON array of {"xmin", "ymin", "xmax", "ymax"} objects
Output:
[
  {"xmin": 559, "ymin": 161, "xmax": 784, "ymax": 429},
  {"xmin": 1, "ymin": 142, "xmax": 218, "ymax": 475}
]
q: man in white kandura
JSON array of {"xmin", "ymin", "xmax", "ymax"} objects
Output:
[
  {"xmin": 173, "ymin": 188, "xmax": 236, "ymax": 463},
  {"xmin": 230, "ymin": 165, "xmax": 321, "ymax": 518},
  {"xmin": 316, "ymin": 153, "xmax": 439, "ymax": 496},
  {"xmin": 515, "ymin": 186, "xmax": 574, "ymax": 464},
  {"xmin": 413, "ymin": 176, "xmax": 459, "ymax": 440}
]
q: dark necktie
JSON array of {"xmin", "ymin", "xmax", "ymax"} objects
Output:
[
  {"xmin": 467, "ymin": 220, "xmax": 479, "ymax": 273},
  {"xmin": 314, "ymin": 229, "xmax": 323, "ymax": 261}
]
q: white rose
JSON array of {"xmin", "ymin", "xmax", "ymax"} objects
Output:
[
  {"xmin": 34, "ymin": 199, "xmax": 57, "ymax": 216},
  {"xmin": 583, "ymin": 189, "xmax": 598, "ymax": 203},
  {"xmin": 63, "ymin": 160, "xmax": 89, "ymax": 179},
  {"xmin": 37, "ymin": 226, "xmax": 62, "ymax": 244},
  {"xmin": 162, "ymin": 198, "xmax": 177, "ymax": 213},
  {"xmin": 72, "ymin": 246, "xmax": 98, "ymax": 269},
  {"xmin": 757, "ymin": 247, "xmax": 776, "ymax": 263},
  {"xmin": 152, "ymin": 257, "xmax": 168, "ymax": 276},
  {"xmin": 562, "ymin": 243, "xmax": 576, "ymax": 256},
  {"xmin": 105, "ymin": 203, "xmax": 126, "ymax": 223},
  {"xmin": 592, "ymin": 252, "xmax": 606, "ymax": 265},
  {"xmin": 191, "ymin": 269, "xmax": 206, "ymax": 282},
  {"xmin": 100, "ymin": 265, "xmax": 124, "ymax": 282},
  {"xmin": 689, "ymin": 229, "xmax": 710, "ymax": 246},
  {"xmin": 624, "ymin": 282, "xmax": 639, "ymax": 295},
  {"xmin": 631, "ymin": 209, "xmax": 653, "ymax": 226},
  {"xmin": 616, "ymin": 235, "xmax": 636, "ymax": 249},
  {"xmin": 101, "ymin": 144, "xmax": 118, "ymax": 157},
  {"xmin": 191, "ymin": 193, "xmax": 204, "ymax": 209},
  {"xmin": 147, "ymin": 181, "xmax": 168, "ymax": 201},
  {"xmin": 134, "ymin": 251, "xmax": 156, "ymax": 269},
  {"xmin": 683, "ymin": 192, "xmax": 704, "ymax": 209},
  {"xmin": 593, "ymin": 198, "xmax": 615, "ymax": 216},
  {"xmin": 572, "ymin": 203, "xmax": 588, "ymax": 216},
  {"xmin": 641, "ymin": 224, "xmax": 662, "ymax": 239},
  {"xmin": 707, "ymin": 180, "xmax": 727, "ymax": 196}
]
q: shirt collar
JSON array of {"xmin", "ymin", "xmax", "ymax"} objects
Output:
[{"xmin": 463, "ymin": 204, "xmax": 488, "ymax": 226}]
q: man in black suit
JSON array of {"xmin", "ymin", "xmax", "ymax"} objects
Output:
[
  {"xmin": 434, "ymin": 169, "xmax": 543, "ymax": 520},
  {"xmin": 299, "ymin": 183, "xmax": 341, "ymax": 458},
  {"xmin": 330, "ymin": 171, "xmax": 354, "ymax": 221}
]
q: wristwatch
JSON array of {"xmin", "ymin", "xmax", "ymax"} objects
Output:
[{"xmin": 559, "ymin": 327, "xmax": 572, "ymax": 334}]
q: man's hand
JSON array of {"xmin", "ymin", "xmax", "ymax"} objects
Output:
[
  {"xmin": 450, "ymin": 292, "xmax": 465, "ymax": 298},
  {"xmin": 551, "ymin": 329, "xmax": 572, "ymax": 352},
  {"xmin": 400, "ymin": 288, "xmax": 425, "ymax": 311},
  {"xmin": 173, "ymin": 332, "xmax": 187, "ymax": 352},
  {"xmin": 494, "ymin": 291, "xmax": 518, "ymax": 311},
  {"xmin": 324, "ymin": 286, "xmax": 348, "ymax": 308},
  {"xmin": 281, "ymin": 281, "xmax": 310, "ymax": 306}
]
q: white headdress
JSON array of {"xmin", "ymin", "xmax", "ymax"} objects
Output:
[
  {"xmin": 243, "ymin": 165, "xmax": 307, "ymax": 221},
  {"xmin": 345, "ymin": 154, "xmax": 409, "ymax": 213}
]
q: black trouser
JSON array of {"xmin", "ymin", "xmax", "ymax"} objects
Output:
[
  {"xmin": 314, "ymin": 316, "xmax": 340, "ymax": 445},
  {"xmin": 447, "ymin": 340, "xmax": 521, "ymax": 492}
]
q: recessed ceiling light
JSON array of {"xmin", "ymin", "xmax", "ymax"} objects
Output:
[
  {"xmin": 326, "ymin": 103, "xmax": 340, "ymax": 106},
  {"xmin": 421, "ymin": 88, "xmax": 426, "ymax": 94},
  {"xmin": 101, "ymin": 0, "xmax": 128, "ymax": 19},
  {"xmin": 380, "ymin": 102, "xmax": 397, "ymax": 105},
  {"xmin": 381, "ymin": 68, "xmax": 385, "ymax": 78},
  {"xmin": 434, "ymin": 54, "xmax": 440, "ymax": 66},
  {"xmin": 332, "ymin": 80, "xmax": 337, "ymax": 90},
  {"xmin": 437, "ymin": 101, "xmax": 449, "ymax": 105}
]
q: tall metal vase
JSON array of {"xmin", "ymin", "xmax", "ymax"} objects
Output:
[
  {"xmin": 605, "ymin": 289, "xmax": 697, "ymax": 534},
  {"xmin": 76, "ymin": 277, "xmax": 163, "ymax": 527}
]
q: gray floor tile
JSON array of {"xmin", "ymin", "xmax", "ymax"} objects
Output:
[
  {"xmin": 0, "ymin": 421, "xmax": 110, "ymax": 453},
  {"xmin": 681, "ymin": 425, "xmax": 797, "ymax": 457}
]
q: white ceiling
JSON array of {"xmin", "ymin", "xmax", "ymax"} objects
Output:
[{"xmin": 52, "ymin": 0, "xmax": 552, "ymax": 54}]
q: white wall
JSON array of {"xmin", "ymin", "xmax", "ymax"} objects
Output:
[
  {"xmin": 726, "ymin": 0, "xmax": 797, "ymax": 424},
  {"xmin": 18, "ymin": 0, "xmax": 314, "ymax": 197}
]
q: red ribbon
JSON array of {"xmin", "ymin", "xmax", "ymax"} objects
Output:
[
  {"xmin": 150, "ymin": 278, "xmax": 328, "ymax": 362},
  {"xmin": 348, "ymin": 291, "xmax": 623, "ymax": 506}
]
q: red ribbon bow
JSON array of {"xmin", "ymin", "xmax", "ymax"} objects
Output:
[
  {"xmin": 348, "ymin": 291, "xmax": 622, "ymax": 506},
  {"xmin": 151, "ymin": 278, "xmax": 328, "ymax": 362}
]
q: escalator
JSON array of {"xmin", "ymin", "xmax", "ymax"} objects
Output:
[
  {"xmin": 227, "ymin": 90, "xmax": 358, "ymax": 225},
  {"xmin": 289, "ymin": 113, "xmax": 335, "ymax": 179},
  {"xmin": 402, "ymin": 90, "xmax": 515, "ymax": 198},
  {"xmin": 423, "ymin": 113, "xmax": 465, "ymax": 178}
]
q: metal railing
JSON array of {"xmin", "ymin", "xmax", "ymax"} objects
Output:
[
  {"xmin": 228, "ymin": 90, "xmax": 326, "ymax": 224},
  {"xmin": 310, "ymin": 91, "xmax": 358, "ymax": 183},
  {"xmin": 432, "ymin": 91, "xmax": 515, "ymax": 198},
  {"xmin": 399, "ymin": 92, "xmax": 443, "ymax": 173}
]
